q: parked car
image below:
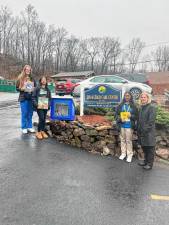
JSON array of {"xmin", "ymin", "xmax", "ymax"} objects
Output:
[
  {"xmin": 55, "ymin": 78, "xmax": 81, "ymax": 95},
  {"xmin": 72, "ymin": 75, "xmax": 152, "ymax": 100},
  {"xmin": 117, "ymin": 73, "xmax": 150, "ymax": 85}
]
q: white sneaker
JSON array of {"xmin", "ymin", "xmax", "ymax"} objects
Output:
[
  {"xmin": 27, "ymin": 128, "xmax": 35, "ymax": 133},
  {"xmin": 126, "ymin": 156, "xmax": 133, "ymax": 163},
  {"xmin": 119, "ymin": 154, "xmax": 126, "ymax": 160},
  {"xmin": 22, "ymin": 129, "xmax": 28, "ymax": 134}
]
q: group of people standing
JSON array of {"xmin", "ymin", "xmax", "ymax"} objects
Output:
[
  {"xmin": 16, "ymin": 65, "xmax": 156, "ymax": 170},
  {"xmin": 115, "ymin": 91, "xmax": 156, "ymax": 170},
  {"xmin": 16, "ymin": 65, "xmax": 51, "ymax": 140}
]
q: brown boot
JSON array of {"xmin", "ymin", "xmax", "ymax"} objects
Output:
[
  {"xmin": 36, "ymin": 132, "xmax": 43, "ymax": 140},
  {"xmin": 41, "ymin": 131, "xmax": 48, "ymax": 139}
]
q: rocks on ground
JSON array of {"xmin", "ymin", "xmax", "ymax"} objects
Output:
[{"xmin": 49, "ymin": 115, "xmax": 169, "ymax": 161}]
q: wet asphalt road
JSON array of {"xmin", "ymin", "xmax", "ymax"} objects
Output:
[{"xmin": 0, "ymin": 104, "xmax": 169, "ymax": 225}]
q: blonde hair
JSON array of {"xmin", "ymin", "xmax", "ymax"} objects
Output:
[
  {"xmin": 139, "ymin": 92, "xmax": 152, "ymax": 105},
  {"xmin": 17, "ymin": 65, "xmax": 32, "ymax": 89}
]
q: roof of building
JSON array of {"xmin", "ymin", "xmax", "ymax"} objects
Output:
[
  {"xmin": 51, "ymin": 71, "xmax": 95, "ymax": 78},
  {"xmin": 148, "ymin": 72, "xmax": 169, "ymax": 84}
]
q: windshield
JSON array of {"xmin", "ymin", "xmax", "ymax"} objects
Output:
[{"xmin": 56, "ymin": 80, "xmax": 67, "ymax": 84}]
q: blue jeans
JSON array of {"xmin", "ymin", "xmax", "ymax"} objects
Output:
[{"xmin": 20, "ymin": 100, "xmax": 33, "ymax": 129}]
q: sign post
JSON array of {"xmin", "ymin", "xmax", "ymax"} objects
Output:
[{"xmin": 80, "ymin": 85, "xmax": 85, "ymax": 116}]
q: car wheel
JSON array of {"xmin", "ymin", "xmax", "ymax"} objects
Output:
[{"xmin": 130, "ymin": 88, "xmax": 142, "ymax": 100}]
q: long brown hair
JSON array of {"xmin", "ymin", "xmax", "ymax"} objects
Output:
[
  {"xmin": 39, "ymin": 76, "xmax": 48, "ymax": 88},
  {"xmin": 17, "ymin": 65, "xmax": 32, "ymax": 89}
]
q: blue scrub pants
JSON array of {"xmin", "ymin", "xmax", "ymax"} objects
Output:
[{"xmin": 20, "ymin": 100, "xmax": 33, "ymax": 129}]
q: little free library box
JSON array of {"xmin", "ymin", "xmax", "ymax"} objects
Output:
[{"xmin": 50, "ymin": 96, "xmax": 75, "ymax": 121}]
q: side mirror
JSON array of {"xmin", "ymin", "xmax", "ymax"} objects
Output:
[{"xmin": 122, "ymin": 80, "xmax": 128, "ymax": 84}]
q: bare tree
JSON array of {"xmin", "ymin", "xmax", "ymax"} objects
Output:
[
  {"xmin": 82, "ymin": 38, "xmax": 100, "ymax": 71},
  {"xmin": 1, "ymin": 4, "xmax": 159, "ymax": 78},
  {"xmin": 139, "ymin": 54, "xmax": 151, "ymax": 72},
  {"xmin": 115, "ymin": 53, "xmax": 126, "ymax": 73},
  {"xmin": 0, "ymin": 6, "xmax": 15, "ymax": 55},
  {"xmin": 53, "ymin": 27, "xmax": 67, "ymax": 73},
  {"xmin": 33, "ymin": 21, "xmax": 46, "ymax": 73},
  {"xmin": 21, "ymin": 4, "xmax": 38, "ymax": 64},
  {"xmin": 110, "ymin": 39, "xmax": 121, "ymax": 73},
  {"xmin": 62, "ymin": 36, "xmax": 84, "ymax": 71},
  {"xmin": 152, "ymin": 45, "xmax": 169, "ymax": 72},
  {"xmin": 126, "ymin": 38, "xmax": 145, "ymax": 73},
  {"xmin": 98, "ymin": 37, "xmax": 120, "ymax": 74}
]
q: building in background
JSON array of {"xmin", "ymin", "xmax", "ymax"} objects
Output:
[
  {"xmin": 148, "ymin": 72, "xmax": 169, "ymax": 94},
  {"xmin": 51, "ymin": 71, "xmax": 95, "ymax": 80}
]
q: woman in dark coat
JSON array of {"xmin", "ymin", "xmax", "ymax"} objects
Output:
[
  {"xmin": 16, "ymin": 65, "xmax": 36, "ymax": 134},
  {"xmin": 32, "ymin": 76, "xmax": 51, "ymax": 140},
  {"xmin": 137, "ymin": 92, "xmax": 156, "ymax": 170}
]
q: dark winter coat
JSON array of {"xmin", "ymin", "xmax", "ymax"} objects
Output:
[
  {"xmin": 137, "ymin": 103, "xmax": 156, "ymax": 147},
  {"xmin": 32, "ymin": 85, "xmax": 51, "ymax": 110},
  {"xmin": 16, "ymin": 77, "xmax": 36, "ymax": 102},
  {"xmin": 115, "ymin": 102, "xmax": 138, "ymax": 130}
]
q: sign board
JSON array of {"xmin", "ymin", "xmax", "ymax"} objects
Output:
[
  {"xmin": 84, "ymin": 84, "xmax": 122, "ymax": 108},
  {"xmin": 50, "ymin": 96, "xmax": 75, "ymax": 121}
]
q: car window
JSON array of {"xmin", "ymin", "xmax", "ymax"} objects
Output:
[
  {"xmin": 56, "ymin": 80, "xmax": 67, "ymax": 84},
  {"xmin": 105, "ymin": 76, "xmax": 126, "ymax": 83},
  {"xmin": 71, "ymin": 79, "xmax": 81, "ymax": 84},
  {"xmin": 119, "ymin": 75, "xmax": 134, "ymax": 81},
  {"xmin": 118, "ymin": 74, "xmax": 147, "ymax": 82},
  {"xmin": 90, "ymin": 77, "xmax": 106, "ymax": 83}
]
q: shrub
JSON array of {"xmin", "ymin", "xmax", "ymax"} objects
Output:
[
  {"xmin": 75, "ymin": 106, "xmax": 115, "ymax": 116},
  {"xmin": 156, "ymin": 106, "xmax": 169, "ymax": 126}
]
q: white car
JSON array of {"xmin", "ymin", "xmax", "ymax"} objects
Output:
[{"xmin": 72, "ymin": 75, "xmax": 152, "ymax": 99}]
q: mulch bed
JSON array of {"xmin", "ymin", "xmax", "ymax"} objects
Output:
[{"xmin": 76, "ymin": 115, "xmax": 112, "ymax": 126}]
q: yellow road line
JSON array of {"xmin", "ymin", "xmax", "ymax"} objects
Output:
[{"xmin": 151, "ymin": 194, "xmax": 169, "ymax": 201}]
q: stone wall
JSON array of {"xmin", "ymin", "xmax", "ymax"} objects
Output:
[
  {"xmin": 49, "ymin": 121, "xmax": 169, "ymax": 161},
  {"xmin": 49, "ymin": 120, "xmax": 140, "ymax": 158},
  {"xmin": 155, "ymin": 125, "xmax": 169, "ymax": 160}
]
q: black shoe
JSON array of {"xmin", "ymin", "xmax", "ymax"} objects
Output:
[
  {"xmin": 138, "ymin": 161, "xmax": 146, "ymax": 166},
  {"xmin": 143, "ymin": 165, "xmax": 152, "ymax": 170}
]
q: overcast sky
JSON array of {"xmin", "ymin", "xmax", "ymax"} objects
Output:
[{"xmin": 1, "ymin": 0, "xmax": 169, "ymax": 47}]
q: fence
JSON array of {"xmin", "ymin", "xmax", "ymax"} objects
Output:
[
  {"xmin": 0, "ymin": 80, "xmax": 55, "ymax": 94},
  {"xmin": 0, "ymin": 79, "xmax": 17, "ymax": 93}
]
